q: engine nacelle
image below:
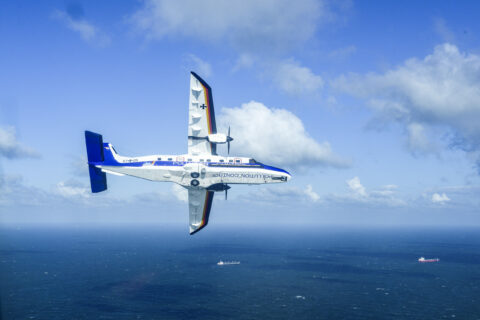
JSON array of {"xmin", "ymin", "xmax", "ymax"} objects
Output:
[
  {"xmin": 207, "ymin": 183, "xmax": 231, "ymax": 192},
  {"xmin": 207, "ymin": 133, "xmax": 228, "ymax": 144}
]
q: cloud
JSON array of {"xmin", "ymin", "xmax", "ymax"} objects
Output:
[
  {"xmin": 327, "ymin": 177, "xmax": 405, "ymax": 207},
  {"xmin": 347, "ymin": 176, "xmax": 367, "ymax": 198},
  {"xmin": 130, "ymin": 0, "xmax": 327, "ymax": 54},
  {"xmin": 184, "ymin": 54, "xmax": 212, "ymax": 78},
  {"xmin": 431, "ymin": 192, "xmax": 450, "ymax": 204},
  {"xmin": 56, "ymin": 180, "xmax": 90, "ymax": 199},
  {"xmin": 218, "ymin": 101, "xmax": 350, "ymax": 169},
  {"xmin": 52, "ymin": 9, "xmax": 110, "ymax": 47},
  {"xmin": 333, "ymin": 43, "xmax": 480, "ymax": 170},
  {"xmin": 304, "ymin": 184, "xmax": 320, "ymax": 202},
  {"xmin": 232, "ymin": 53, "xmax": 256, "ymax": 72},
  {"xmin": 406, "ymin": 122, "xmax": 437, "ymax": 155},
  {"xmin": 272, "ymin": 59, "xmax": 324, "ymax": 95},
  {"xmin": 0, "ymin": 175, "xmax": 50, "ymax": 206},
  {"xmin": 241, "ymin": 184, "xmax": 321, "ymax": 205},
  {"xmin": 0, "ymin": 126, "xmax": 38, "ymax": 159}
]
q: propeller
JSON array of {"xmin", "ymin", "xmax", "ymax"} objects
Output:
[
  {"xmin": 225, "ymin": 187, "xmax": 228, "ymax": 200},
  {"xmin": 227, "ymin": 126, "xmax": 234, "ymax": 154}
]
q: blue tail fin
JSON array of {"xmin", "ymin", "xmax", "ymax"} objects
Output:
[{"xmin": 85, "ymin": 131, "xmax": 107, "ymax": 193}]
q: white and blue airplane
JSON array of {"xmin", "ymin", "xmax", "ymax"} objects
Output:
[{"xmin": 85, "ymin": 72, "xmax": 291, "ymax": 234}]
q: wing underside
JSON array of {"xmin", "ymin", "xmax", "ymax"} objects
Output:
[
  {"xmin": 188, "ymin": 72, "xmax": 217, "ymax": 156},
  {"xmin": 188, "ymin": 188, "xmax": 214, "ymax": 235}
]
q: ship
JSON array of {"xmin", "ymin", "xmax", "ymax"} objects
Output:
[
  {"xmin": 217, "ymin": 260, "xmax": 240, "ymax": 266},
  {"xmin": 418, "ymin": 257, "xmax": 440, "ymax": 263}
]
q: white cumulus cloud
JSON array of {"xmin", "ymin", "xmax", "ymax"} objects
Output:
[
  {"xmin": 333, "ymin": 43, "xmax": 480, "ymax": 170},
  {"xmin": 431, "ymin": 192, "xmax": 450, "ymax": 204},
  {"xmin": 304, "ymin": 184, "xmax": 320, "ymax": 202},
  {"xmin": 241, "ymin": 184, "xmax": 321, "ymax": 205},
  {"xmin": 56, "ymin": 180, "xmax": 90, "ymax": 199},
  {"xmin": 347, "ymin": 177, "xmax": 367, "ymax": 198},
  {"xmin": 218, "ymin": 101, "xmax": 350, "ymax": 169},
  {"xmin": 327, "ymin": 177, "xmax": 405, "ymax": 207}
]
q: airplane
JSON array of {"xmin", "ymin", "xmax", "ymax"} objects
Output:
[{"xmin": 85, "ymin": 72, "xmax": 291, "ymax": 234}]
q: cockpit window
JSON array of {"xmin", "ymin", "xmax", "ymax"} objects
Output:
[{"xmin": 249, "ymin": 159, "xmax": 257, "ymax": 164}]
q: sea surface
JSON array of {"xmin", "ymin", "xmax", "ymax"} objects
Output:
[{"xmin": 1, "ymin": 226, "xmax": 480, "ymax": 319}]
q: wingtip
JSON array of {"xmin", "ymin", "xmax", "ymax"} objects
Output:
[{"xmin": 189, "ymin": 225, "xmax": 205, "ymax": 235}]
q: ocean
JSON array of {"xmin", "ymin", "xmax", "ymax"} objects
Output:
[{"xmin": 1, "ymin": 226, "xmax": 480, "ymax": 319}]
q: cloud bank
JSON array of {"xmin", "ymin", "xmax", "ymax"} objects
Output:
[{"xmin": 333, "ymin": 43, "xmax": 480, "ymax": 171}]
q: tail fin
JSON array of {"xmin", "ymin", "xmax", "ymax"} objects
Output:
[{"xmin": 85, "ymin": 131, "xmax": 107, "ymax": 193}]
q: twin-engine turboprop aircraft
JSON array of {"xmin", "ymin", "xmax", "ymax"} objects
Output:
[{"xmin": 85, "ymin": 72, "xmax": 291, "ymax": 234}]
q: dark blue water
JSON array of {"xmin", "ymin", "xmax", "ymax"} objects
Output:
[{"xmin": 1, "ymin": 226, "xmax": 480, "ymax": 319}]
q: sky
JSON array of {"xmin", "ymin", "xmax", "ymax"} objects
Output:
[{"xmin": 1, "ymin": 0, "xmax": 480, "ymax": 229}]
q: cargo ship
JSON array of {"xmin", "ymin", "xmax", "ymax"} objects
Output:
[
  {"xmin": 418, "ymin": 257, "xmax": 439, "ymax": 263},
  {"xmin": 217, "ymin": 260, "xmax": 240, "ymax": 266}
]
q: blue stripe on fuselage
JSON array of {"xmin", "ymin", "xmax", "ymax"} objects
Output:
[{"xmin": 260, "ymin": 164, "xmax": 290, "ymax": 175}]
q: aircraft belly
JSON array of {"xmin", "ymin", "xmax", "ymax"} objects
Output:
[{"xmin": 101, "ymin": 166, "xmax": 176, "ymax": 182}]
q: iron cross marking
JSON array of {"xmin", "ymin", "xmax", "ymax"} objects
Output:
[{"xmin": 200, "ymin": 104, "xmax": 207, "ymax": 110}]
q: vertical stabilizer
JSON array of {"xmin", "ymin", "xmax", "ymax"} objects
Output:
[{"xmin": 85, "ymin": 131, "xmax": 107, "ymax": 193}]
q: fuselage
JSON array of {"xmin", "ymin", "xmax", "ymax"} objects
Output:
[{"xmin": 93, "ymin": 143, "xmax": 291, "ymax": 190}]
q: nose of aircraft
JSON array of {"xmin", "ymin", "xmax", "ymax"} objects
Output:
[{"xmin": 284, "ymin": 172, "xmax": 292, "ymax": 182}]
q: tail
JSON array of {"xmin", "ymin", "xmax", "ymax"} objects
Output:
[{"xmin": 85, "ymin": 131, "xmax": 107, "ymax": 193}]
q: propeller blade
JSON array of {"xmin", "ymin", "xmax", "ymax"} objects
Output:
[
  {"xmin": 227, "ymin": 126, "xmax": 232, "ymax": 154},
  {"xmin": 225, "ymin": 188, "xmax": 228, "ymax": 200}
]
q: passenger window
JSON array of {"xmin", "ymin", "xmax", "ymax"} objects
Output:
[
  {"xmin": 200, "ymin": 159, "xmax": 204, "ymax": 162},
  {"xmin": 168, "ymin": 158, "xmax": 172, "ymax": 161},
  {"xmin": 187, "ymin": 158, "xmax": 192, "ymax": 161},
  {"xmin": 235, "ymin": 160, "xmax": 241, "ymax": 163},
  {"xmin": 229, "ymin": 160, "xmax": 233, "ymax": 163},
  {"xmin": 207, "ymin": 159, "xmax": 211, "ymax": 162},
  {"xmin": 157, "ymin": 157, "xmax": 161, "ymax": 161},
  {"xmin": 220, "ymin": 159, "xmax": 224, "ymax": 163}
]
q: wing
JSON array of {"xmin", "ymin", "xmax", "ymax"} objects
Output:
[
  {"xmin": 188, "ymin": 72, "xmax": 217, "ymax": 155},
  {"xmin": 188, "ymin": 188, "xmax": 214, "ymax": 235}
]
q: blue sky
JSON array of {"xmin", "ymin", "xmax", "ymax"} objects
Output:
[{"xmin": 1, "ymin": 0, "xmax": 480, "ymax": 229}]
